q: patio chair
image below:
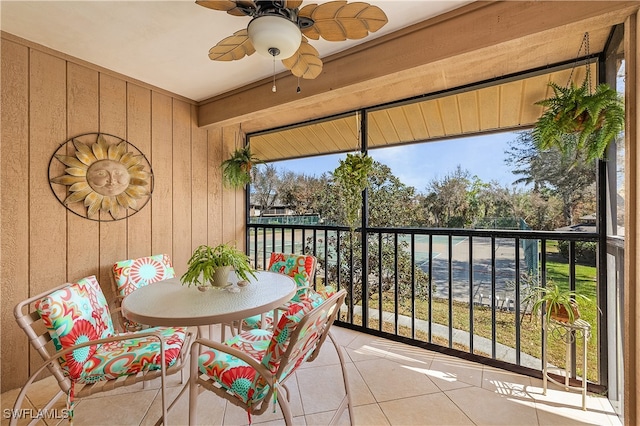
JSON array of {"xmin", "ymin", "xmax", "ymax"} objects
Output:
[
  {"xmin": 111, "ymin": 253, "xmax": 175, "ymax": 332},
  {"xmin": 11, "ymin": 275, "xmax": 194, "ymax": 426},
  {"xmin": 242, "ymin": 252, "xmax": 332, "ymax": 329},
  {"xmin": 189, "ymin": 289, "xmax": 352, "ymax": 426}
]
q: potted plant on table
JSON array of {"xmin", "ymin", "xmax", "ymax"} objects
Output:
[
  {"xmin": 525, "ymin": 283, "xmax": 590, "ymax": 324},
  {"xmin": 532, "ymin": 80, "xmax": 624, "ymax": 162},
  {"xmin": 181, "ymin": 243, "xmax": 257, "ymax": 290}
]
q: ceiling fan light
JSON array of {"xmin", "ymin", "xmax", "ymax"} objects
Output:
[{"xmin": 248, "ymin": 15, "xmax": 301, "ymax": 60}]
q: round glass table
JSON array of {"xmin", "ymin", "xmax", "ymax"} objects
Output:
[{"xmin": 121, "ymin": 271, "xmax": 296, "ymax": 328}]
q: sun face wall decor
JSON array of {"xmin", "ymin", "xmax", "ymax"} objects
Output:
[{"xmin": 49, "ymin": 133, "xmax": 153, "ymax": 221}]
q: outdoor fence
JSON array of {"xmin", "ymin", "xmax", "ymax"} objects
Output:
[{"xmin": 247, "ymin": 223, "xmax": 605, "ymax": 391}]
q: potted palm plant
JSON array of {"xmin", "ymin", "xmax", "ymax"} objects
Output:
[
  {"xmin": 525, "ymin": 283, "xmax": 590, "ymax": 324},
  {"xmin": 181, "ymin": 243, "xmax": 256, "ymax": 289},
  {"xmin": 221, "ymin": 145, "xmax": 261, "ymax": 189},
  {"xmin": 532, "ymin": 80, "xmax": 624, "ymax": 162}
]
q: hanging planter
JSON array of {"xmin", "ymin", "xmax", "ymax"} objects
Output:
[
  {"xmin": 532, "ymin": 80, "xmax": 624, "ymax": 162},
  {"xmin": 333, "ymin": 152, "xmax": 373, "ymax": 232},
  {"xmin": 221, "ymin": 145, "xmax": 261, "ymax": 189},
  {"xmin": 532, "ymin": 32, "xmax": 624, "ymax": 162}
]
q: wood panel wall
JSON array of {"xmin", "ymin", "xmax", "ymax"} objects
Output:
[{"xmin": 0, "ymin": 34, "xmax": 245, "ymax": 392}]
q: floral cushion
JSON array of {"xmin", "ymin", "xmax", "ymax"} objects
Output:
[
  {"xmin": 198, "ymin": 301, "xmax": 314, "ymax": 405},
  {"xmin": 74, "ymin": 326, "xmax": 186, "ymax": 383},
  {"xmin": 267, "ymin": 253, "xmax": 316, "ymax": 302},
  {"xmin": 242, "ymin": 254, "xmax": 317, "ymax": 329},
  {"xmin": 113, "ymin": 254, "xmax": 174, "ymax": 331},
  {"xmin": 112, "ymin": 254, "xmax": 175, "ymax": 297},
  {"xmin": 36, "ymin": 275, "xmax": 186, "ymax": 382},
  {"xmin": 36, "ymin": 275, "xmax": 115, "ymax": 371}
]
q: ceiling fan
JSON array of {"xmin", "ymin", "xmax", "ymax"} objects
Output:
[{"xmin": 196, "ymin": 0, "xmax": 388, "ymax": 81}]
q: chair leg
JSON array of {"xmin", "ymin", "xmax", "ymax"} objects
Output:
[
  {"xmin": 277, "ymin": 385, "xmax": 294, "ymax": 426},
  {"xmin": 328, "ymin": 331, "xmax": 354, "ymax": 425},
  {"xmin": 188, "ymin": 342, "xmax": 200, "ymax": 426}
]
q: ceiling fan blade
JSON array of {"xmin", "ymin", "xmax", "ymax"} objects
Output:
[
  {"xmin": 208, "ymin": 29, "xmax": 256, "ymax": 61},
  {"xmin": 282, "ymin": 37, "xmax": 323, "ymax": 79},
  {"xmin": 299, "ymin": 1, "xmax": 388, "ymax": 41},
  {"xmin": 284, "ymin": 0, "xmax": 303, "ymax": 9},
  {"xmin": 195, "ymin": 0, "xmax": 256, "ymax": 17}
]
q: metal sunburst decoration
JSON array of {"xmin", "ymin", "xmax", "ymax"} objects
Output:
[{"xmin": 49, "ymin": 133, "xmax": 153, "ymax": 221}]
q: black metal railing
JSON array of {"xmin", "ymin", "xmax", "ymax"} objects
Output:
[{"xmin": 247, "ymin": 223, "xmax": 604, "ymax": 390}]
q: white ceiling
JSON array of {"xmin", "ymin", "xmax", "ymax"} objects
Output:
[{"xmin": 1, "ymin": 0, "xmax": 473, "ymax": 102}]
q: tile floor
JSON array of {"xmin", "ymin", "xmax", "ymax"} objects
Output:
[{"xmin": 1, "ymin": 325, "xmax": 622, "ymax": 426}]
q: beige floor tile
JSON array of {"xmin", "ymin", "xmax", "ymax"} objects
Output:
[
  {"xmin": 296, "ymin": 364, "xmax": 350, "ymax": 415},
  {"xmin": 304, "ymin": 407, "xmax": 351, "ymax": 426},
  {"xmin": 328, "ymin": 327, "xmax": 361, "ymax": 349},
  {"xmin": 429, "ymin": 353, "xmax": 484, "ymax": 388},
  {"xmin": 344, "ymin": 363, "xmax": 375, "ymax": 407},
  {"xmin": 71, "ymin": 388, "xmax": 158, "ymax": 425},
  {"xmin": 167, "ymin": 386, "xmax": 226, "ymax": 426},
  {"xmin": 481, "ymin": 366, "xmax": 534, "ymax": 398},
  {"xmin": 379, "ymin": 393, "xmax": 474, "ymax": 425},
  {"xmin": 297, "ymin": 339, "xmax": 342, "ymax": 370},
  {"xmin": 446, "ymin": 385, "xmax": 538, "ymax": 425},
  {"xmin": 528, "ymin": 383, "xmax": 622, "ymax": 426},
  {"xmin": 2, "ymin": 387, "xmax": 43, "ymax": 426},
  {"xmin": 354, "ymin": 358, "xmax": 440, "ymax": 402},
  {"xmin": 351, "ymin": 403, "xmax": 389, "ymax": 426}
]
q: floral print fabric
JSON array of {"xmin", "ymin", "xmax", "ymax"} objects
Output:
[
  {"xmin": 35, "ymin": 275, "xmax": 185, "ymax": 382},
  {"xmin": 198, "ymin": 300, "xmax": 315, "ymax": 405},
  {"xmin": 112, "ymin": 253, "xmax": 175, "ymax": 297},
  {"xmin": 112, "ymin": 254, "xmax": 174, "ymax": 331},
  {"xmin": 243, "ymin": 253, "xmax": 319, "ymax": 329}
]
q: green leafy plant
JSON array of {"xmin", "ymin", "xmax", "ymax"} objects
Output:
[
  {"xmin": 524, "ymin": 283, "xmax": 590, "ymax": 324},
  {"xmin": 181, "ymin": 243, "xmax": 256, "ymax": 287},
  {"xmin": 333, "ymin": 152, "xmax": 373, "ymax": 231},
  {"xmin": 532, "ymin": 80, "xmax": 624, "ymax": 162},
  {"xmin": 221, "ymin": 146, "xmax": 261, "ymax": 189}
]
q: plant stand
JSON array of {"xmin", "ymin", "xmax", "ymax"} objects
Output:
[{"xmin": 542, "ymin": 317, "xmax": 592, "ymax": 410}]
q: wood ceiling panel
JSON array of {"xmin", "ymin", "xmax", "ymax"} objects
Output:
[
  {"xmin": 371, "ymin": 111, "xmax": 399, "ymax": 147},
  {"xmin": 403, "ymin": 103, "xmax": 430, "ymax": 142},
  {"xmin": 438, "ymin": 96, "xmax": 462, "ymax": 136},
  {"xmin": 367, "ymin": 114, "xmax": 385, "ymax": 146},
  {"xmin": 386, "ymin": 106, "xmax": 415, "ymax": 143},
  {"xmin": 457, "ymin": 91, "xmax": 480, "ymax": 134},
  {"xmin": 499, "ymin": 80, "xmax": 524, "ymax": 127},
  {"xmin": 421, "ymin": 99, "xmax": 445, "ymax": 139},
  {"xmin": 520, "ymin": 74, "xmax": 554, "ymax": 125},
  {"xmin": 251, "ymin": 66, "xmax": 604, "ymax": 161},
  {"xmin": 477, "ymin": 86, "xmax": 500, "ymax": 130}
]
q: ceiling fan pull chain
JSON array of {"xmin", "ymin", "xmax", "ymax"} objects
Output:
[
  {"xmin": 297, "ymin": 77, "xmax": 301, "ymax": 94},
  {"xmin": 272, "ymin": 56, "xmax": 277, "ymax": 93}
]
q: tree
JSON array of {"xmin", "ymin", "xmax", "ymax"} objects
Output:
[
  {"xmin": 505, "ymin": 131, "xmax": 596, "ymax": 227},
  {"xmin": 421, "ymin": 166, "xmax": 472, "ymax": 227},
  {"xmin": 251, "ymin": 164, "xmax": 280, "ymax": 216}
]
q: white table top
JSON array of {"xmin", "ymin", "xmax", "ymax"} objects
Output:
[{"xmin": 121, "ymin": 271, "xmax": 296, "ymax": 327}]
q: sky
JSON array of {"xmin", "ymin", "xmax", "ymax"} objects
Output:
[{"xmin": 269, "ymin": 131, "xmax": 525, "ymax": 192}]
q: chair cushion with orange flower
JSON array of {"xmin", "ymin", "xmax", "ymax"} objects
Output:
[
  {"xmin": 11, "ymin": 275, "xmax": 194, "ymax": 426},
  {"xmin": 188, "ymin": 290, "xmax": 352, "ymax": 426},
  {"xmin": 111, "ymin": 253, "xmax": 175, "ymax": 332},
  {"xmin": 243, "ymin": 252, "xmax": 335, "ymax": 329}
]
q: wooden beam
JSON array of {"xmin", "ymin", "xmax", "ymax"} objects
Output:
[{"xmin": 198, "ymin": 1, "xmax": 640, "ymax": 130}]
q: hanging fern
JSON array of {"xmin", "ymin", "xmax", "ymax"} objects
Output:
[
  {"xmin": 532, "ymin": 80, "xmax": 624, "ymax": 162},
  {"xmin": 333, "ymin": 152, "xmax": 373, "ymax": 232},
  {"xmin": 221, "ymin": 145, "xmax": 261, "ymax": 189}
]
